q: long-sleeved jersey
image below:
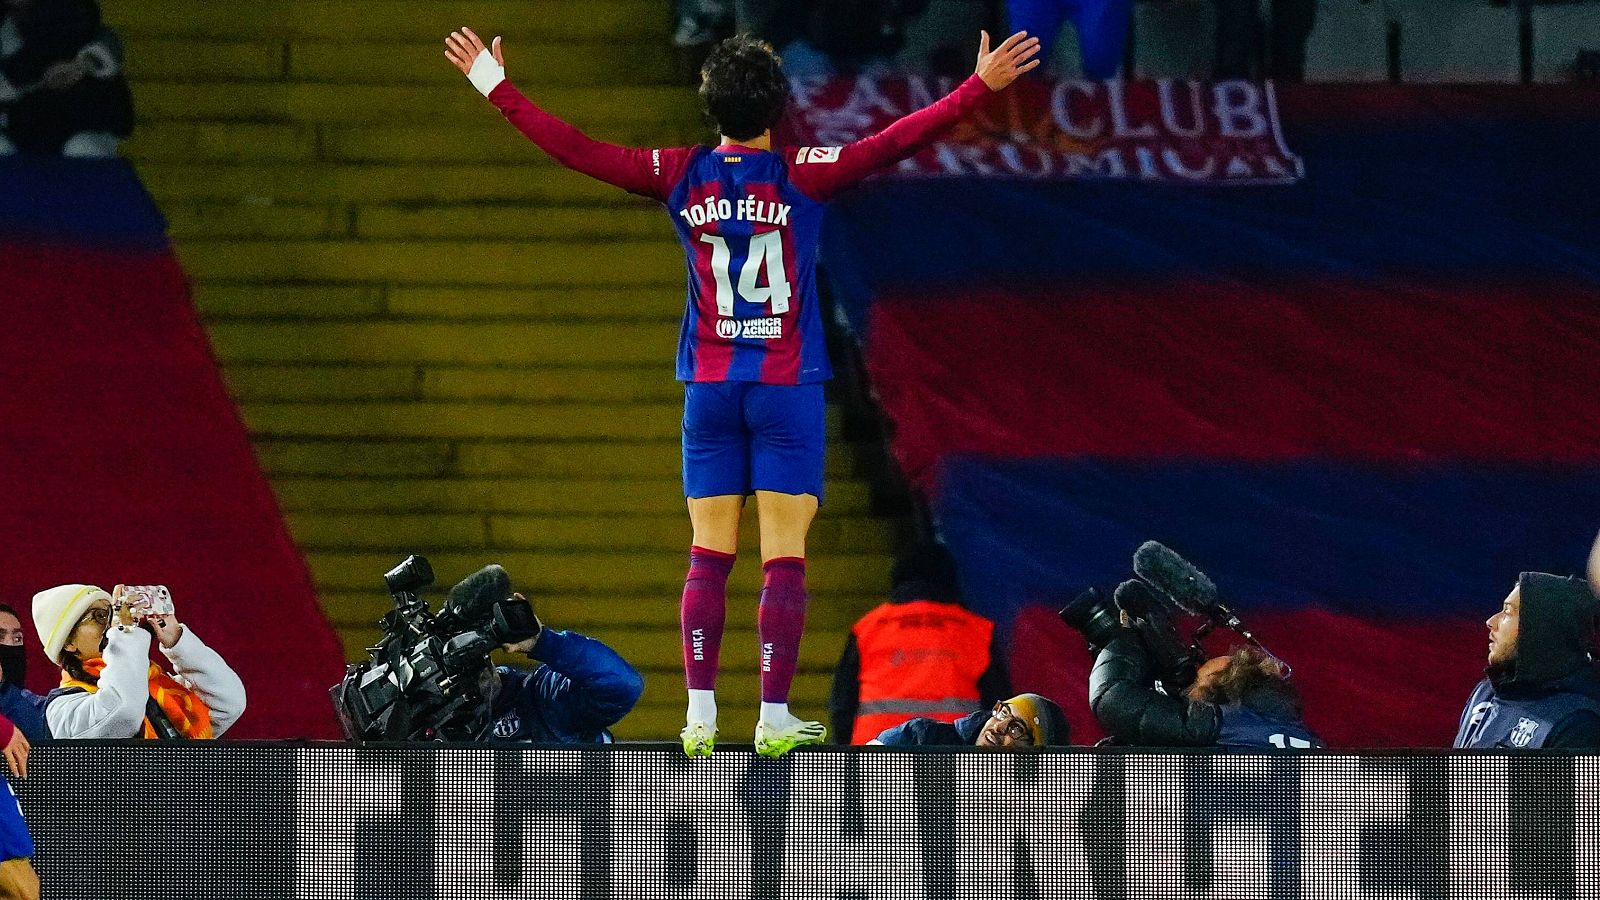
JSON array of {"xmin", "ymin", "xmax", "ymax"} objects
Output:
[{"xmin": 485, "ymin": 74, "xmax": 992, "ymax": 384}]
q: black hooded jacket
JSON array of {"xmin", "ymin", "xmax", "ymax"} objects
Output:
[{"xmin": 1455, "ymin": 573, "xmax": 1600, "ymax": 749}]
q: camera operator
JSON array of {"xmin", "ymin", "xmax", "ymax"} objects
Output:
[
  {"xmin": 482, "ymin": 594, "xmax": 644, "ymax": 743},
  {"xmin": 1089, "ymin": 624, "xmax": 1320, "ymax": 749},
  {"xmin": 31, "ymin": 584, "xmax": 245, "ymax": 739},
  {"xmin": 1455, "ymin": 572, "xmax": 1600, "ymax": 749}
]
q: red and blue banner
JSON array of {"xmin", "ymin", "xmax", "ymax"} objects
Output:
[
  {"xmin": 789, "ymin": 77, "xmax": 1303, "ymax": 184},
  {"xmin": 0, "ymin": 157, "xmax": 344, "ymax": 737},
  {"xmin": 810, "ymin": 81, "xmax": 1600, "ymax": 747}
]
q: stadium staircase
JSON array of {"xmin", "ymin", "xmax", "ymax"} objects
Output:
[{"xmin": 107, "ymin": 0, "xmax": 897, "ymax": 740}]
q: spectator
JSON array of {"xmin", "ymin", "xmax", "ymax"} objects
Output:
[
  {"xmin": 687, "ymin": 0, "xmax": 933, "ymax": 78},
  {"xmin": 1455, "ymin": 573, "xmax": 1600, "ymax": 749},
  {"xmin": 1214, "ymin": 0, "xmax": 1316, "ymax": 82},
  {"xmin": 872, "ymin": 692, "xmax": 1069, "ymax": 747},
  {"xmin": 0, "ymin": 709, "xmax": 35, "ymax": 900},
  {"xmin": 1090, "ymin": 636, "xmax": 1321, "ymax": 748},
  {"xmin": 830, "ymin": 541, "xmax": 1009, "ymax": 743},
  {"xmin": 483, "ymin": 604, "xmax": 645, "ymax": 743},
  {"xmin": 0, "ymin": 0, "xmax": 133, "ymax": 157},
  {"xmin": 31, "ymin": 584, "xmax": 245, "ymax": 739},
  {"xmin": 0, "ymin": 605, "xmax": 46, "ymax": 743},
  {"xmin": 1006, "ymin": 0, "xmax": 1132, "ymax": 79},
  {"xmin": 673, "ymin": 0, "xmax": 733, "ymax": 51}
]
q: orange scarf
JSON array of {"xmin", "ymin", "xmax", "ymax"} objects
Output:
[{"xmin": 62, "ymin": 658, "xmax": 213, "ymax": 739}]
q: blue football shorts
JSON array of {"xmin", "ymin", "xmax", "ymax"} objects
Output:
[{"xmin": 681, "ymin": 381, "xmax": 826, "ymax": 503}]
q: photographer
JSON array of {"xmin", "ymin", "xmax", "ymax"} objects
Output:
[
  {"xmin": 872, "ymin": 693, "xmax": 1069, "ymax": 749},
  {"xmin": 31, "ymin": 584, "xmax": 245, "ymax": 739},
  {"xmin": 483, "ymin": 595, "xmax": 644, "ymax": 743},
  {"xmin": 1089, "ymin": 629, "xmax": 1320, "ymax": 748}
]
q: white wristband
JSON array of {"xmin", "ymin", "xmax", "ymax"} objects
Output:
[{"xmin": 467, "ymin": 49, "xmax": 505, "ymax": 97}]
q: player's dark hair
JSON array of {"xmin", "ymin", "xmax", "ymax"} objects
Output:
[{"xmin": 699, "ymin": 35, "xmax": 789, "ymax": 142}]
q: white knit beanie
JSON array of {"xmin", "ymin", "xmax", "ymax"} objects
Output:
[{"xmin": 33, "ymin": 584, "xmax": 111, "ymax": 664}]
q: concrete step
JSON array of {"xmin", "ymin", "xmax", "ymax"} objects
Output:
[
  {"xmin": 256, "ymin": 438, "xmax": 860, "ymax": 479},
  {"xmin": 288, "ymin": 510, "xmax": 891, "ymax": 554},
  {"xmin": 134, "ymin": 82, "xmax": 698, "ymax": 127},
  {"xmin": 126, "ymin": 121, "xmax": 703, "ymax": 165},
  {"xmin": 272, "ymin": 477, "xmax": 873, "ymax": 516},
  {"xmin": 125, "ymin": 40, "xmax": 673, "ymax": 87},
  {"xmin": 317, "ymin": 123, "xmax": 705, "ymax": 164},
  {"xmin": 238, "ymin": 400, "xmax": 843, "ymax": 441},
  {"xmin": 166, "ymin": 204, "xmax": 346, "ymax": 241},
  {"xmin": 237, "ymin": 400, "xmax": 685, "ymax": 440},
  {"xmin": 138, "ymin": 163, "xmax": 642, "ymax": 205},
  {"xmin": 353, "ymin": 206, "xmax": 674, "ymax": 242},
  {"xmin": 126, "ymin": 123, "xmax": 318, "ymax": 164},
  {"xmin": 305, "ymin": 550, "xmax": 887, "ymax": 593},
  {"xmin": 224, "ymin": 365, "xmax": 682, "ymax": 403},
  {"xmin": 207, "ymin": 320, "xmax": 677, "ymax": 365},
  {"xmin": 105, "ymin": 0, "xmax": 669, "ymax": 44},
  {"xmin": 177, "ymin": 239, "xmax": 682, "ymax": 285},
  {"xmin": 322, "ymin": 590, "xmax": 884, "ymax": 632},
  {"xmin": 124, "ymin": 39, "xmax": 286, "ymax": 81},
  {"xmin": 194, "ymin": 284, "xmax": 680, "ymax": 322}
]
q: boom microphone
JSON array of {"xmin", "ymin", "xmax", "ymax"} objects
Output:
[
  {"xmin": 445, "ymin": 564, "xmax": 513, "ymax": 620},
  {"xmin": 1132, "ymin": 541, "xmax": 1217, "ymax": 614},
  {"xmin": 1133, "ymin": 541, "xmax": 1253, "ymax": 638}
]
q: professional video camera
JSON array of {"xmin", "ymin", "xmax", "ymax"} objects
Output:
[
  {"xmin": 331, "ymin": 555, "xmax": 541, "ymax": 742},
  {"xmin": 1059, "ymin": 541, "xmax": 1283, "ymax": 691}
]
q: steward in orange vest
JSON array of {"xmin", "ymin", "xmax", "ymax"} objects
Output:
[{"xmin": 831, "ymin": 542, "xmax": 1009, "ymax": 744}]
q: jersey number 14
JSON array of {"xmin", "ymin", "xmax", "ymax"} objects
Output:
[{"xmin": 699, "ymin": 232, "xmax": 792, "ymax": 317}]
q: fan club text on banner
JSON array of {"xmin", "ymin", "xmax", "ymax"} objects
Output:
[{"xmin": 788, "ymin": 77, "xmax": 1304, "ymax": 184}]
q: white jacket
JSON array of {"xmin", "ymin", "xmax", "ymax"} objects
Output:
[{"xmin": 45, "ymin": 624, "xmax": 247, "ymax": 739}]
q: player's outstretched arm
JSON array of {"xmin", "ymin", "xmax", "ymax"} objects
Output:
[
  {"xmin": 789, "ymin": 30, "xmax": 1040, "ymax": 202},
  {"xmin": 444, "ymin": 27, "xmax": 682, "ymax": 200}
]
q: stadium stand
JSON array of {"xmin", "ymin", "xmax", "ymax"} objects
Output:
[
  {"xmin": 0, "ymin": 156, "xmax": 346, "ymax": 738},
  {"xmin": 813, "ymin": 80, "xmax": 1600, "ymax": 747},
  {"xmin": 105, "ymin": 0, "xmax": 898, "ymax": 739}
]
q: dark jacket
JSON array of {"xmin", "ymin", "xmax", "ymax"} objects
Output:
[
  {"xmin": 486, "ymin": 629, "xmax": 644, "ymax": 744},
  {"xmin": 1089, "ymin": 634, "xmax": 1320, "ymax": 748},
  {"xmin": 0, "ymin": 682, "xmax": 49, "ymax": 743},
  {"xmin": 873, "ymin": 708, "xmax": 989, "ymax": 746},
  {"xmin": 1455, "ymin": 573, "xmax": 1600, "ymax": 749}
]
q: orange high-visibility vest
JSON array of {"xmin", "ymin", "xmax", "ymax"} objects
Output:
[{"xmin": 850, "ymin": 600, "xmax": 993, "ymax": 744}]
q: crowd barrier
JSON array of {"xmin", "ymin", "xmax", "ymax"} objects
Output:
[{"xmin": 12, "ymin": 743, "xmax": 1598, "ymax": 899}]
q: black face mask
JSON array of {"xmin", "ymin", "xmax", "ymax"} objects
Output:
[{"xmin": 0, "ymin": 645, "xmax": 26, "ymax": 688}]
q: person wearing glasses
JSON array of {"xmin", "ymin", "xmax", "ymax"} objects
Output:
[
  {"xmin": 30, "ymin": 584, "xmax": 245, "ymax": 740},
  {"xmin": 869, "ymin": 693, "xmax": 1069, "ymax": 748}
]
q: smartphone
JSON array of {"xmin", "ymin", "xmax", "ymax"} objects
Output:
[{"xmin": 122, "ymin": 585, "xmax": 175, "ymax": 618}]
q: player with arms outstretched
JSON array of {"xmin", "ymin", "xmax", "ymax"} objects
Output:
[{"xmin": 444, "ymin": 27, "xmax": 1040, "ymax": 757}]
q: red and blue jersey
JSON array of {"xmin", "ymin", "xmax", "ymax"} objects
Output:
[
  {"xmin": 667, "ymin": 146, "xmax": 828, "ymax": 383},
  {"xmin": 485, "ymin": 74, "xmax": 992, "ymax": 385}
]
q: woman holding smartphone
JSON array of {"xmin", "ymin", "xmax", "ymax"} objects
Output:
[{"xmin": 30, "ymin": 584, "xmax": 245, "ymax": 739}]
